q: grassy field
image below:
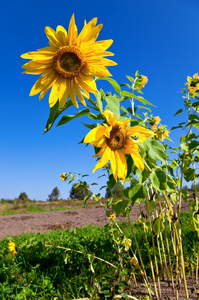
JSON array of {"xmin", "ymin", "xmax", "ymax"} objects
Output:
[
  {"xmin": 0, "ymin": 209, "xmax": 198, "ymax": 299},
  {"xmin": 0, "ymin": 199, "xmax": 108, "ymax": 215}
]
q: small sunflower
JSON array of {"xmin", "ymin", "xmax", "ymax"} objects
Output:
[
  {"xmin": 135, "ymin": 75, "xmax": 148, "ymax": 89},
  {"xmin": 60, "ymin": 173, "xmax": 68, "ymax": 181},
  {"xmin": 187, "ymin": 73, "xmax": 199, "ymax": 93},
  {"xmin": 150, "ymin": 116, "xmax": 161, "ymax": 130},
  {"xmin": 8, "ymin": 241, "xmax": 17, "ymax": 258},
  {"xmin": 155, "ymin": 127, "xmax": 169, "ymax": 140},
  {"xmin": 21, "ymin": 15, "xmax": 117, "ymax": 108},
  {"xmin": 84, "ymin": 111, "xmax": 154, "ymax": 181},
  {"xmin": 109, "ymin": 213, "xmax": 116, "ymax": 220}
]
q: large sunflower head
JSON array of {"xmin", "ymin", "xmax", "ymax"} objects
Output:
[
  {"xmin": 21, "ymin": 15, "xmax": 117, "ymax": 108},
  {"xmin": 84, "ymin": 111, "xmax": 154, "ymax": 181}
]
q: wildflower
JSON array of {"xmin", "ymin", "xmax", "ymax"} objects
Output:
[
  {"xmin": 109, "ymin": 213, "xmax": 116, "ymax": 220},
  {"xmin": 187, "ymin": 73, "xmax": 199, "ymax": 93},
  {"xmin": 84, "ymin": 111, "xmax": 154, "ymax": 181},
  {"xmin": 150, "ymin": 116, "xmax": 161, "ymax": 130},
  {"xmin": 21, "ymin": 15, "xmax": 117, "ymax": 108},
  {"xmin": 135, "ymin": 75, "xmax": 148, "ymax": 89},
  {"xmin": 60, "ymin": 173, "xmax": 68, "ymax": 181},
  {"xmin": 8, "ymin": 241, "xmax": 17, "ymax": 257}
]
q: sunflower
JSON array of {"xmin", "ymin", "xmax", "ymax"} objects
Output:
[
  {"xmin": 8, "ymin": 241, "xmax": 17, "ymax": 257},
  {"xmin": 84, "ymin": 111, "xmax": 154, "ymax": 181},
  {"xmin": 187, "ymin": 73, "xmax": 199, "ymax": 93},
  {"xmin": 21, "ymin": 15, "xmax": 117, "ymax": 108},
  {"xmin": 150, "ymin": 116, "xmax": 161, "ymax": 130},
  {"xmin": 135, "ymin": 75, "xmax": 148, "ymax": 89}
]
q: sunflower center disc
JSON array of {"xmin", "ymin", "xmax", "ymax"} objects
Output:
[
  {"xmin": 54, "ymin": 47, "xmax": 84, "ymax": 78},
  {"xmin": 60, "ymin": 52, "xmax": 81, "ymax": 73},
  {"xmin": 107, "ymin": 126, "xmax": 126, "ymax": 150}
]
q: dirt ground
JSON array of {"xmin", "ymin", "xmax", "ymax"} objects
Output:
[{"xmin": 1, "ymin": 199, "xmax": 198, "ymax": 299}]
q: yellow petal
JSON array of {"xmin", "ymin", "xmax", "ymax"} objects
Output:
[
  {"xmin": 77, "ymin": 73, "xmax": 98, "ymax": 93},
  {"xmin": 93, "ymin": 146, "xmax": 111, "ymax": 172},
  {"xmin": 56, "ymin": 25, "xmax": 68, "ymax": 46},
  {"xmin": 69, "ymin": 79, "xmax": 78, "ymax": 107},
  {"xmin": 73, "ymin": 80, "xmax": 86, "ymax": 106},
  {"xmin": 83, "ymin": 24, "xmax": 103, "ymax": 43},
  {"xmin": 45, "ymin": 26, "xmax": 60, "ymax": 48},
  {"xmin": 110, "ymin": 150, "xmax": 117, "ymax": 181},
  {"xmin": 21, "ymin": 51, "xmax": 54, "ymax": 60},
  {"xmin": 115, "ymin": 150, "xmax": 127, "ymax": 180},
  {"xmin": 77, "ymin": 17, "xmax": 98, "ymax": 45},
  {"xmin": 84, "ymin": 126, "xmax": 107, "ymax": 144},
  {"xmin": 103, "ymin": 111, "xmax": 117, "ymax": 125},
  {"xmin": 68, "ymin": 14, "xmax": 78, "ymax": 46}
]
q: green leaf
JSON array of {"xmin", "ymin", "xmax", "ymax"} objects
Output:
[
  {"xmin": 188, "ymin": 140, "xmax": 199, "ymax": 152},
  {"xmin": 145, "ymin": 200, "xmax": 157, "ymax": 215},
  {"xmin": 81, "ymin": 122, "xmax": 98, "ymax": 129},
  {"xmin": 189, "ymin": 217, "xmax": 199, "ymax": 232},
  {"xmin": 44, "ymin": 99, "xmax": 73, "ymax": 133},
  {"xmin": 133, "ymin": 95, "xmax": 155, "ymax": 107},
  {"xmin": 184, "ymin": 168, "xmax": 195, "ymax": 182},
  {"xmin": 95, "ymin": 92, "xmax": 103, "ymax": 113},
  {"xmin": 126, "ymin": 75, "xmax": 134, "ymax": 82},
  {"xmin": 120, "ymin": 91, "xmax": 134, "ymax": 98},
  {"xmin": 112, "ymin": 200, "xmax": 129, "ymax": 216},
  {"xmin": 105, "ymin": 96, "xmax": 120, "ymax": 119},
  {"xmin": 166, "ymin": 175, "xmax": 176, "ymax": 192},
  {"xmin": 97, "ymin": 77, "xmax": 121, "ymax": 94},
  {"xmin": 153, "ymin": 217, "xmax": 164, "ymax": 235},
  {"xmin": 148, "ymin": 140, "xmax": 167, "ymax": 163},
  {"xmin": 124, "ymin": 183, "xmax": 147, "ymax": 206},
  {"xmin": 182, "ymin": 191, "xmax": 189, "ymax": 202},
  {"xmin": 150, "ymin": 168, "xmax": 167, "ymax": 192},
  {"xmin": 174, "ymin": 108, "xmax": 183, "ymax": 116},
  {"xmin": 57, "ymin": 108, "xmax": 90, "ymax": 126},
  {"xmin": 92, "ymin": 193, "xmax": 101, "ymax": 201}
]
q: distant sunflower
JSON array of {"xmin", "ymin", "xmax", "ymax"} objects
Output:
[
  {"xmin": 187, "ymin": 73, "xmax": 199, "ymax": 93},
  {"xmin": 136, "ymin": 75, "xmax": 148, "ymax": 89},
  {"xmin": 84, "ymin": 111, "xmax": 154, "ymax": 181},
  {"xmin": 21, "ymin": 15, "xmax": 117, "ymax": 108},
  {"xmin": 8, "ymin": 241, "xmax": 17, "ymax": 258},
  {"xmin": 150, "ymin": 116, "xmax": 161, "ymax": 130}
]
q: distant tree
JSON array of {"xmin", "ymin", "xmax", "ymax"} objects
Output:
[
  {"xmin": 182, "ymin": 185, "xmax": 189, "ymax": 192},
  {"xmin": 47, "ymin": 187, "xmax": 60, "ymax": 202},
  {"xmin": 18, "ymin": 192, "xmax": 29, "ymax": 202},
  {"xmin": 70, "ymin": 181, "xmax": 92, "ymax": 200},
  {"xmin": 191, "ymin": 181, "xmax": 199, "ymax": 192},
  {"xmin": 105, "ymin": 181, "xmax": 124, "ymax": 199}
]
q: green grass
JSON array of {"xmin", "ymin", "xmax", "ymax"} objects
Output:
[{"xmin": 0, "ymin": 210, "xmax": 198, "ymax": 299}]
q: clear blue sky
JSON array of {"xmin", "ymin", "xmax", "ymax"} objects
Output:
[{"xmin": 1, "ymin": 0, "xmax": 198, "ymax": 200}]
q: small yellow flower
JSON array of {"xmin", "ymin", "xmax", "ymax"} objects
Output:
[
  {"xmin": 155, "ymin": 127, "xmax": 169, "ymax": 140},
  {"xmin": 84, "ymin": 111, "xmax": 154, "ymax": 181},
  {"xmin": 187, "ymin": 73, "xmax": 199, "ymax": 93},
  {"xmin": 131, "ymin": 255, "xmax": 140, "ymax": 269},
  {"xmin": 136, "ymin": 75, "xmax": 148, "ymax": 89},
  {"xmin": 21, "ymin": 15, "xmax": 117, "ymax": 108},
  {"xmin": 8, "ymin": 241, "xmax": 17, "ymax": 257},
  {"xmin": 109, "ymin": 213, "xmax": 116, "ymax": 220},
  {"xmin": 150, "ymin": 116, "xmax": 161, "ymax": 130},
  {"xmin": 60, "ymin": 173, "xmax": 68, "ymax": 181}
]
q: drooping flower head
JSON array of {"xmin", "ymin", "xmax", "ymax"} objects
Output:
[
  {"xmin": 60, "ymin": 173, "xmax": 68, "ymax": 181},
  {"xmin": 187, "ymin": 73, "xmax": 199, "ymax": 93},
  {"xmin": 21, "ymin": 15, "xmax": 117, "ymax": 108},
  {"xmin": 8, "ymin": 241, "xmax": 17, "ymax": 258},
  {"xmin": 84, "ymin": 111, "xmax": 154, "ymax": 181},
  {"xmin": 149, "ymin": 116, "xmax": 161, "ymax": 130},
  {"xmin": 135, "ymin": 75, "xmax": 148, "ymax": 89},
  {"xmin": 155, "ymin": 127, "xmax": 169, "ymax": 141}
]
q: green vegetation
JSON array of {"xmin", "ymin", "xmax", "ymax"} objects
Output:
[{"xmin": 0, "ymin": 210, "xmax": 197, "ymax": 299}]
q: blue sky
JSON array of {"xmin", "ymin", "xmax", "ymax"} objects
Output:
[{"xmin": 0, "ymin": 0, "xmax": 198, "ymax": 200}]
